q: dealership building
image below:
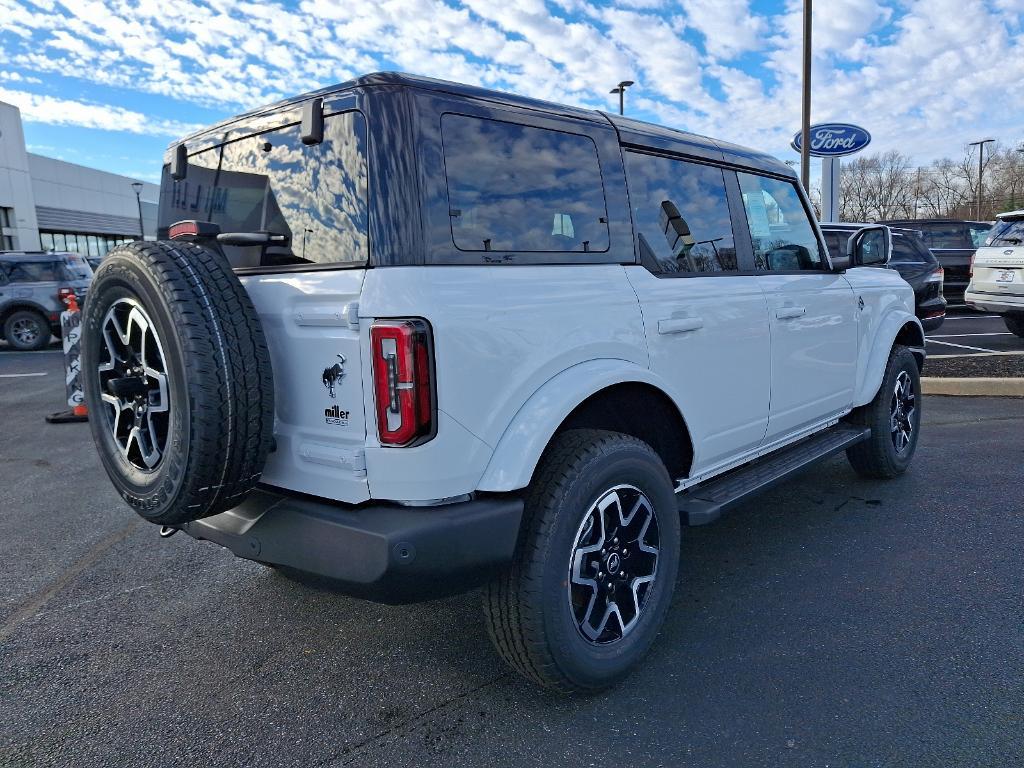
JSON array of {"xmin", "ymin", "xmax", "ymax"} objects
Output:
[{"xmin": 0, "ymin": 100, "xmax": 159, "ymax": 256}]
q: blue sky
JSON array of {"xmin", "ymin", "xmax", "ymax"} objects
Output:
[{"xmin": 1, "ymin": 0, "xmax": 1022, "ymax": 186}]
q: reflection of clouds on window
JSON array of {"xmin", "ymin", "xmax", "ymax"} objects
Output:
[
  {"xmin": 164, "ymin": 112, "xmax": 368, "ymax": 269},
  {"xmin": 624, "ymin": 152, "xmax": 736, "ymax": 275},
  {"xmin": 442, "ymin": 115, "xmax": 609, "ymax": 253}
]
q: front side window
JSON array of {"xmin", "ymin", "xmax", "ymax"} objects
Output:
[
  {"xmin": 441, "ymin": 114, "xmax": 609, "ymax": 253},
  {"xmin": 624, "ymin": 152, "xmax": 736, "ymax": 274},
  {"xmin": 159, "ymin": 111, "xmax": 369, "ymax": 269},
  {"xmin": 737, "ymin": 173, "xmax": 823, "ymax": 272}
]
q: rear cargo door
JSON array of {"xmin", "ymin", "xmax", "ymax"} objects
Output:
[
  {"xmin": 242, "ymin": 272, "xmax": 370, "ymax": 503},
  {"xmin": 972, "ymin": 245, "xmax": 1024, "ymax": 297},
  {"xmin": 158, "ymin": 105, "xmax": 373, "ymax": 502}
]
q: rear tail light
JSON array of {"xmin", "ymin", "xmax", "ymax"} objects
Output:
[
  {"xmin": 57, "ymin": 287, "xmax": 75, "ymax": 302},
  {"xmin": 370, "ymin": 319, "xmax": 436, "ymax": 446}
]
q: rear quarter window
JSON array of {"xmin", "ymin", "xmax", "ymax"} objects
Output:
[{"xmin": 440, "ymin": 114, "xmax": 609, "ymax": 254}]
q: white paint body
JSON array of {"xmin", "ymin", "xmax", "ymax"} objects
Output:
[{"xmin": 240, "ymin": 260, "xmax": 919, "ymax": 505}]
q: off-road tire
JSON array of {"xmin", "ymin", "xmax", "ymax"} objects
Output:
[
  {"xmin": 4, "ymin": 309, "xmax": 50, "ymax": 351},
  {"xmin": 482, "ymin": 429, "xmax": 680, "ymax": 693},
  {"xmin": 1003, "ymin": 314, "xmax": 1024, "ymax": 338},
  {"xmin": 81, "ymin": 241, "xmax": 274, "ymax": 526},
  {"xmin": 846, "ymin": 345, "xmax": 921, "ymax": 479}
]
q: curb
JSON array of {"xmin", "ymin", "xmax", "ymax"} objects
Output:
[{"xmin": 922, "ymin": 377, "xmax": 1024, "ymax": 397}]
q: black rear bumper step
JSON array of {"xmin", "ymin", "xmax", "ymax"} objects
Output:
[{"xmin": 678, "ymin": 424, "xmax": 870, "ymax": 526}]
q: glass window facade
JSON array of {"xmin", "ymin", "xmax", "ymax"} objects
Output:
[{"xmin": 39, "ymin": 231, "xmax": 136, "ymax": 256}]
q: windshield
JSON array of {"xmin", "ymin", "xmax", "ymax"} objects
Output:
[
  {"xmin": 985, "ymin": 219, "xmax": 1024, "ymax": 247},
  {"xmin": 968, "ymin": 223, "xmax": 992, "ymax": 247}
]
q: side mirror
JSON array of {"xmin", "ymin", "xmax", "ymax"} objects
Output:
[{"xmin": 847, "ymin": 225, "xmax": 891, "ymax": 267}]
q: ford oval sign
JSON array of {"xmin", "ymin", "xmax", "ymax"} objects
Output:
[{"xmin": 791, "ymin": 123, "xmax": 871, "ymax": 157}]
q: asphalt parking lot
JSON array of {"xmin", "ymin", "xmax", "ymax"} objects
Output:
[
  {"xmin": 2, "ymin": 348, "xmax": 1023, "ymax": 768},
  {"xmin": 925, "ymin": 308, "xmax": 1024, "ymax": 378}
]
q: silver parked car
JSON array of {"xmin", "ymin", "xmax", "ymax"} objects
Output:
[
  {"xmin": 0, "ymin": 250, "xmax": 93, "ymax": 350},
  {"xmin": 965, "ymin": 210, "xmax": 1024, "ymax": 337}
]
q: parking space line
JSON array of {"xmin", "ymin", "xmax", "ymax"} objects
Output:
[
  {"xmin": 928, "ymin": 332, "xmax": 1014, "ymax": 338},
  {"xmin": 928, "ymin": 351, "xmax": 1024, "ymax": 359},
  {"xmin": 925, "ymin": 339, "xmax": 999, "ymax": 353},
  {"xmin": 942, "ymin": 315, "xmax": 1000, "ymax": 319},
  {"xmin": 0, "ymin": 372, "xmax": 48, "ymax": 378}
]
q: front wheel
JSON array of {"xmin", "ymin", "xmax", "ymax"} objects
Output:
[
  {"xmin": 482, "ymin": 429, "xmax": 680, "ymax": 693},
  {"xmin": 1004, "ymin": 314, "xmax": 1024, "ymax": 339},
  {"xmin": 846, "ymin": 345, "xmax": 921, "ymax": 479}
]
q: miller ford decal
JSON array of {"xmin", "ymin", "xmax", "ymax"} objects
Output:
[{"xmin": 790, "ymin": 124, "xmax": 871, "ymax": 157}]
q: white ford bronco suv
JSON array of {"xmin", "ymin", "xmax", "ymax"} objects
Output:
[{"xmin": 81, "ymin": 73, "xmax": 924, "ymax": 693}]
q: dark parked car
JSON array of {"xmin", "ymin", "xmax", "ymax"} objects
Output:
[
  {"xmin": 821, "ymin": 223, "xmax": 946, "ymax": 331},
  {"xmin": 0, "ymin": 250, "xmax": 92, "ymax": 350},
  {"xmin": 879, "ymin": 219, "xmax": 992, "ymax": 301}
]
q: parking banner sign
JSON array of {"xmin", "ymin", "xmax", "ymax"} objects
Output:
[{"xmin": 61, "ymin": 299, "xmax": 84, "ymax": 407}]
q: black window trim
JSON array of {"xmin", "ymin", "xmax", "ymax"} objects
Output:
[
  {"xmin": 622, "ymin": 147, "xmax": 756, "ymax": 279},
  {"xmin": 439, "ymin": 110, "xmax": 612, "ymax": 256}
]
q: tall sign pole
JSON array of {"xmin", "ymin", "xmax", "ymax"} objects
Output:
[{"xmin": 800, "ymin": 0, "xmax": 812, "ymax": 192}]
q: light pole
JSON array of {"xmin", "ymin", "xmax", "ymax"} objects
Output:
[
  {"xmin": 967, "ymin": 138, "xmax": 995, "ymax": 220},
  {"xmin": 130, "ymin": 182, "xmax": 145, "ymax": 241},
  {"xmin": 800, "ymin": 0, "xmax": 812, "ymax": 193},
  {"xmin": 609, "ymin": 80, "xmax": 634, "ymax": 116}
]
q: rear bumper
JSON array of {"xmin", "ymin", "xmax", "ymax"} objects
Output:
[
  {"xmin": 181, "ymin": 488, "xmax": 523, "ymax": 604},
  {"xmin": 964, "ymin": 290, "xmax": 1024, "ymax": 315}
]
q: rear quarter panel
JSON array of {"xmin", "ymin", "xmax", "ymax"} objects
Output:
[{"xmin": 358, "ymin": 265, "xmax": 649, "ymax": 501}]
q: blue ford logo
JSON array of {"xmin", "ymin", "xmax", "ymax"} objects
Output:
[{"xmin": 791, "ymin": 123, "xmax": 871, "ymax": 157}]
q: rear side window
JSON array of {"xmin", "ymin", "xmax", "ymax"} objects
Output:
[
  {"xmin": 986, "ymin": 219, "xmax": 1024, "ymax": 247},
  {"xmin": 891, "ymin": 234, "xmax": 934, "ymax": 263},
  {"xmin": 737, "ymin": 173, "xmax": 824, "ymax": 272},
  {"xmin": 3, "ymin": 260, "xmax": 63, "ymax": 282},
  {"xmin": 159, "ymin": 111, "xmax": 368, "ymax": 270},
  {"xmin": 624, "ymin": 152, "xmax": 736, "ymax": 275},
  {"xmin": 441, "ymin": 114, "xmax": 609, "ymax": 253}
]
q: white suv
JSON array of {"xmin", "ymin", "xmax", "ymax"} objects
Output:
[
  {"xmin": 965, "ymin": 210, "xmax": 1024, "ymax": 336},
  {"xmin": 81, "ymin": 73, "xmax": 924, "ymax": 692}
]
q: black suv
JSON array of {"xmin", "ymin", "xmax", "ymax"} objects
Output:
[
  {"xmin": 879, "ymin": 219, "xmax": 992, "ymax": 301},
  {"xmin": 820, "ymin": 223, "xmax": 946, "ymax": 331}
]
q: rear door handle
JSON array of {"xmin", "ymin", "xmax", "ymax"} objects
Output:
[
  {"xmin": 658, "ymin": 317, "xmax": 704, "ymax": 334},
  {"xmin": 775, "ymin": 306, "xmax": 806, "ymax": 320}
]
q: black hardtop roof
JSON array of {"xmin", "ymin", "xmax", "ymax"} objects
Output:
[{"xmin": 176, "ymin": 71, "xmax": 792, "ymax": 177}]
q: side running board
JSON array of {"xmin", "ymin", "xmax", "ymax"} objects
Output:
[{"xmin": 677, "ymin": 424, "xmax": 870, "ymax": 526}]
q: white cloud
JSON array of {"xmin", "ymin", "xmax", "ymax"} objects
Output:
[
  {"xmin": 0, "ymin": 87, "xmax": 201, "ymax": 137},
  {"xmin": 0, "ymin": 0, "xmax": 1019, "ymax": 168}
]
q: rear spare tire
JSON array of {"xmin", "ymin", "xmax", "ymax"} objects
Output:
[{"xmin": 81, "ymin": 241, "xmax": 274, "ymax": 526}]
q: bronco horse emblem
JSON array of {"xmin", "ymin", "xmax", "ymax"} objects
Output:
[{"xmin": 322, "ymin": 355, "xmax": 346, "ymax": 398}]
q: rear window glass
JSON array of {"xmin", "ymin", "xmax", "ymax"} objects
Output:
[
  {"xmin": 158, "ymin": 111, "xmax": 368, "ymax": 270},
  {"xmin": 822, "ymin": 230, "xmax": 855, "ymax": 260},
  {"xmin": 914, "ymin": 223, "xmax": 972, "ymax": 249},
  {"xmin": 2, "ymin": 260, "xmax": 64, "ymax": 282},
  {"xmin": 441, "ymin": 114, "xmax": 609, "ymax": 253},
  {"xmin": 985, "ymin": 219, "xmax": 1024, "ymax": 247}
]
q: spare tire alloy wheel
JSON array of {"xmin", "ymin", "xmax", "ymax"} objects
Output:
[
  {"xmin": 82, "ymin": 241, "xmax": 274, "ymax": 526},
  {"xmin": 97, "ymin": 298, "xmax": 170, "ymax": 471},
  {"xmin": 569, "ymin": 484, "xmax": 660, "ymax": 644}
]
